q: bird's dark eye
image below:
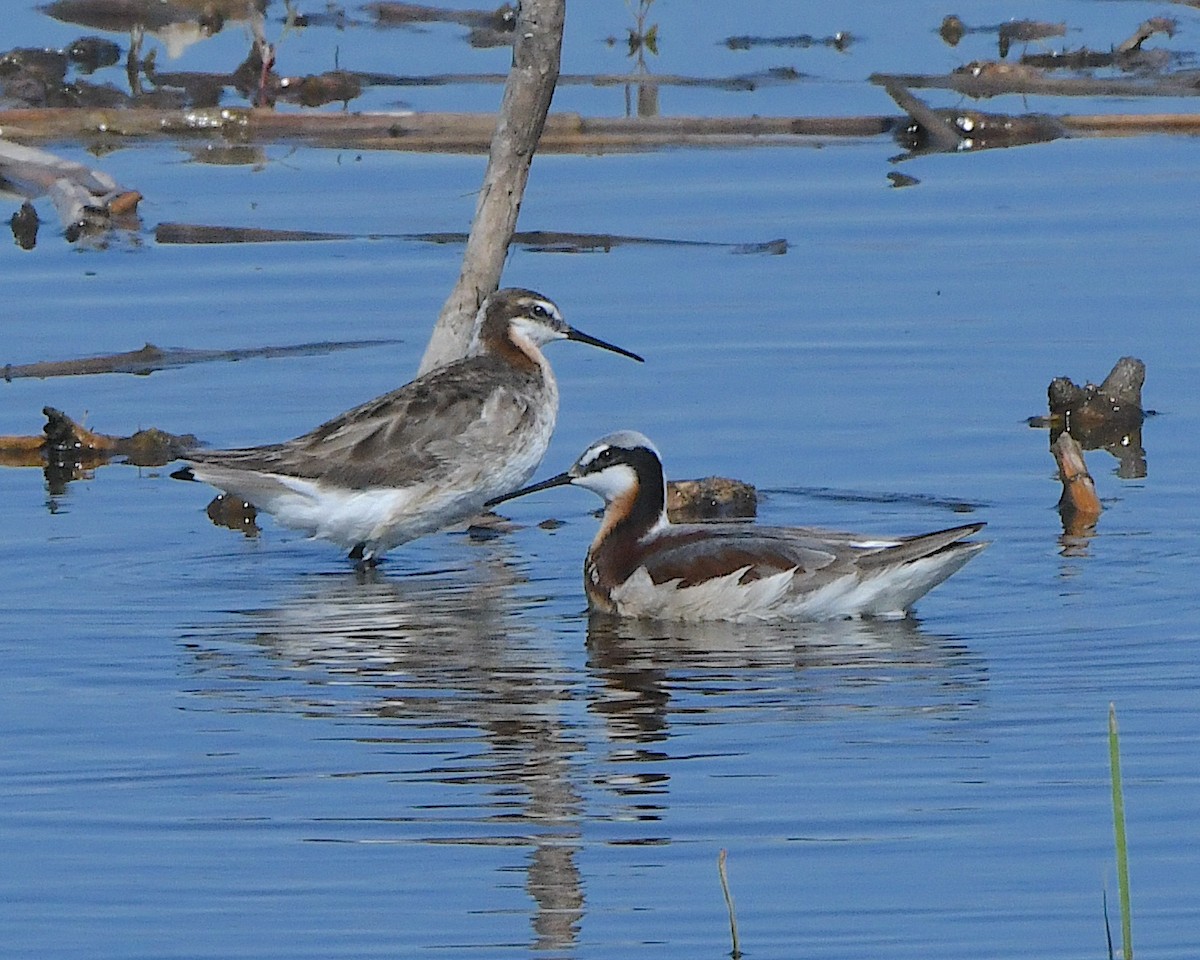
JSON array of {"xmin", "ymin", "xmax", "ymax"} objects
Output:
[
  {"xmin": 530, "ymin": 303, "xmax": 550, "ymax": 320},
  {"xmin": 596, "ymin": 447, "xmax": 614, "ymax": 463}
]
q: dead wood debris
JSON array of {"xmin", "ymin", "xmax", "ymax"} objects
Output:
[
  {"xmin": 2, "ymin": 339, "xmax": 401, "ymax": 380},
  {"xmin": 666, "ymin": 477, "xmax": 758, "ymax": 521},
  {"xmin": 366, "ymin": 2, "xmax": 516, "ymax": 36},
  {"xmin": 1047, "ymin": 357, "xmax": 1146, "ymax": 432},
  {"xmin": 3, "ymin": 102, "xmax": 1200, "ymax": 160},
  {"xmin": 153, "ymin": 220, "xmax": 787, "ymax": 255},
  {"xmin": 1029, "ymin": 357, "xmax": 1149, "ymax": 480},
  {"xmin": 491, "ymin": 476, "xmax": 757, "ymax": 534},
  {"xmin": 0, "ymin": 406, "xmax": 199, "ymax": 473},
  {"xmin": 938, "ymin": 16, "xmax": 1069, "ymax": 57},
  {"xmin": 723, "ymin": 32, "xmax": 853, "ymax": 52},
  {"xmin": 0, "ymin": 9, "xmax": 1196, "ymax": 172},
  {"xmin": 1051, "ymin": 431, "xmax": 1102, "ymax": 537},
  {"xmin": 206, "ymin": 493, "xmax": 259, "ymax": 536},
  {"xmin": 417, "ymin": 0, "xmax": 564, "ymax": 374},
  {"xmin": 877, "ymin": 78, "xmax": 1066, "ymax": 155},
  {"xmin": 1117, "ymin": 17, "xmax": 1178, "ymax": 54},
  {"xmin": 0, "ymin": 107, "xmax": 898, "ymax": 152},
  {"xmin": 0, "ymin": 138, "xmax": 140, "ymax": 240}
]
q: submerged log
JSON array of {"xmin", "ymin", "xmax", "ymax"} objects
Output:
[
  {"xmin": 666, "ymin": 477, "xmax": 758, "ymax": 521},
  {"xmin": 2, "ymin": 339, "xmax": 400, "ymax": 380},
  {"xmin": 1047, "ymin": 356, "xmax": 1145, "ymax": 429},
  {"xmin": 0, "ymin": 137, "xmax": 141, "ymax": 239},
  {"xmin": 206, "ymin": 493, "xmax": 260, "ymax": 535},
  {"xmin": 0, "ymin": 106, "xmax": 895, "ymax": 152},
  {"xmin": 39, "ymin": 405, "xmax": 199, "ymax": 467},
  {"xmin": 153, "ymin": 220, "xmax": 786, "ymax": 254},
  {"xmin": 1029, "ymin": 357, "xmax": 1148, "ymax": 479},
  {"xmin": 0, "ymin": 406, "xmax": 200, "ymax": 490},
  {"xmin": 5, "ymin": 104, "xmax": 1200, "ymax": 154}
]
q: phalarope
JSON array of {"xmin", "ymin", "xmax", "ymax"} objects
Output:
[
  {"xmin": 176, "ymin": 289, "xmax": 642, "ymax": 563},
  {"xmin": 488, "ymin": 430, "xmax": 987, "ymax": 622}
]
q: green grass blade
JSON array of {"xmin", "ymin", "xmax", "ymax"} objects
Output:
[{"xmin": 1109, "ymin": 703, "xmax": 1133, "ymax": 959}]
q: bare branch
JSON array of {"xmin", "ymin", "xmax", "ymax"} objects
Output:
[{"xmin": 416, "ymin": 0, "xmax": 565, "ymax": 375}]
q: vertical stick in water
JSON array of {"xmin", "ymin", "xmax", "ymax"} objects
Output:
[
  {"xmin": 718, "ymin": 849, "xmax": 741, "ymax": 959},
  {"xmin": 1109, "ymin": 703, "xmax": 1133, "ymax": 959}
]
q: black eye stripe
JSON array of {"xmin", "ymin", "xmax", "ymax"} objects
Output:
[{"xmin": 583, "ymin": 446, "xmax": 616, "ymax": 470}]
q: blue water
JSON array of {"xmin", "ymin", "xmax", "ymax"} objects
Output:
[{"xmin": 4, "ymin": 2, "xmax": 1200, "ymax": 958}]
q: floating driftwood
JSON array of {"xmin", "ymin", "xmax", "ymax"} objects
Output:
[
  {"xmin": 153, "ymin": 221, "xmax": 787, "ymax": 254},
  {"xmin": 879, "ymin": 79, "xmax": 1068, "ymax": 155},
  {"xmin": 1028, "ymin": 357, "xmax": 1149, "ymax": 479},
  {"xmin": 1051, "ymin": 431, "xmax": 1102, "ymax": 537},
  {"xmin": 879, "ymin": 79, "xmax": 965, "ymax": 152},
  {"xmin": 494, "ymin": 476, "xmax": 757, "ymax": 532},
  {"xmin": 2, "ymin": 339, "xmax": 401, "ymax": 381},
  {"xmin": 366, "ymin": 1, "xmax": 516, "ymax": 33},
  {"xmin": 666, "ymin": 477, "xmax": 757, "ymax": 521},
  {"xmin": 0, "ymin": 137, "xmax": 141, "ymax": 239},
  {"xmin": 205, "ymin": 492, "xmax": 259, "ymax": 536},
  {"xmin": 0, "ymin": 406, "xmax": 198, "ymax": 471},
  {"xmin": 780, "ymin": 486, "xmax": 983, "ymax": 514},
  {"xmin": 875, "ymin": 65, "xmax": 1200, "ymax": 101},
  {"xmin": 724, "ymin": 31, "xmax": 852, "ymax": 52},
  {"xmin": 6, "ymin": 104, "xmax": 1200, "ymax": 160},
  {"xmin": 938, "ymin": 16, "xmax": 1067, "ymax": 57},
  {"xmin": 1047, "ymin": 356, "xmax": 1146, "ymax": 431},
  {"xmin": 0, "ymin": 406, "xmax": 200, "ymax": 495}
]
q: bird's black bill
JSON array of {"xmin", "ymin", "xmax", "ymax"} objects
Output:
[
  {"xmin": 485, "ymin": 472, "xmax": 573, "ymax": 508},
  {"xmin": 566, "ymin": 326, "xmax": 644, "ymax": 363}
]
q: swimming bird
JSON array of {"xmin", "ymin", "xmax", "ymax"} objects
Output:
[
  {"xmin": 487, "ymin": 430, "xmax": 986, "ymax": 622},
  {"xmin": 175, "ymin": 289, "xmax": 642, "ymax": 563}
]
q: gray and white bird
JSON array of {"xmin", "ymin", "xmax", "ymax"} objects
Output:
[
  {"xmin": 177, "ymin": 289, "xmax": 642, "ymax": 563},
  {"xmin": 488, "ymin": 430, "xmax": 987, "ymax": 621}
]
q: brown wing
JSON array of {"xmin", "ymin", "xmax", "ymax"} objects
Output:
[
  {"xmin": 630, "ymin": 525, "xmax": 842, "ymax": 588},
  {"xmin": 632, "ymin": 523, "xmax": 985, "ymax": 588}
]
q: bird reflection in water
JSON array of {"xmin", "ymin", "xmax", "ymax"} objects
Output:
[
  {"xmin": 584, "ymin": 613, "xmax": 986, "ymax": 817},
  {"xmin": 185, "ymin": 549, "xmax": 585, "ymax": 953},
  {"xmin": 184, "ymin": 555, "xmax": 985, "ymax": 951}
]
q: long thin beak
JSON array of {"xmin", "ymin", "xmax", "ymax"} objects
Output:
[
  {"xmin": 565, "ymin": 325, "xmax": 644, "ymax": 363},
  {"xmin": 485, "ymin": 471, "xmax": 573, "ymax": 508}
]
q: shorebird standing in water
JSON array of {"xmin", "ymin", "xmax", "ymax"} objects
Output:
[
  {"xmin": 176, "ymin": 289, "xmax": 643, "ymax": 563},
  {"xmin": 488, "ymin": 430, "xmax": 987, "ymax": 622}
]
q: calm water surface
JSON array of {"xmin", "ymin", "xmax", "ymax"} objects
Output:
[{"xmin": 4, "ymin": 2, "xmax": 1200, "ymax": 958}]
